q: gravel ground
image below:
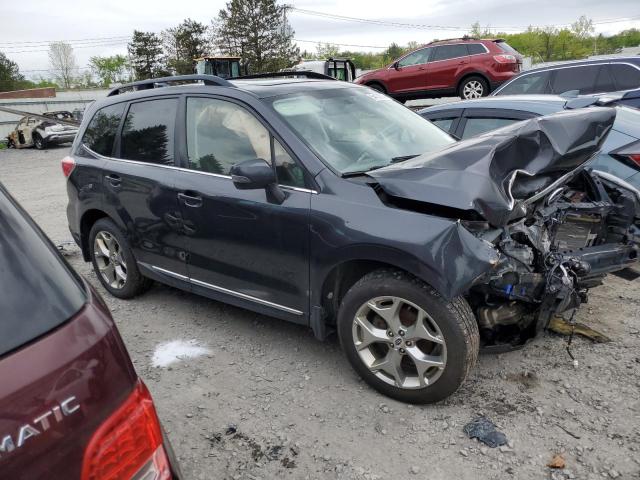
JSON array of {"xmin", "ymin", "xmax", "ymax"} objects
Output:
[{"xmin": 2, "ymin": 146, "xmax": 640, "ymax": 480}]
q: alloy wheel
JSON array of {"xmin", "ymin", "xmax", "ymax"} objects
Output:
[
  {"xmin": 462, "ymin": 80, "xmax": 484, "ymax": 99},
  {"xmin": 351, "ymin": 296, "xmax": 447, "ymax": 389},
  {"xmin": 93, "ymin": 231, "xmax": 127, "ymax": 289}
]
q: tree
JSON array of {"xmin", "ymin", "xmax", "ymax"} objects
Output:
[
  {"xmin": 383, "ymin": 43, "xmax": 404, "ymax": 63},
  {"xmin": 0, "ymin": 52, "xmax": 26, "ymax": 92},
  {"xmin": 89, "ymin": 55, "xmax": 129, "ymax": 87},
  {"xmin": 49, "ymin": 42, "xmax": 76, "ymax": 89},
  {"xmin": 316, "ymin": 43, "xmax": 340, "ymax": 59},
  {"xmin": 162, "ymin": 19, "xmax": 209, "ymax": 75},
  {"xmin": 213, "ymin": 0, "xmax": 299, "ymax": 73},
  {"xmin": 128, "ymin": 30, "xmax": 165, "ymax": 80},
  {"xmin": 572, "ymin": 15, "xmax": 595, "ymax": 40}
]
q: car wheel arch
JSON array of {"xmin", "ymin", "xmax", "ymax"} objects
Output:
[
  {"xmin": 365, "ymin": 81, "xmax": 387, "ymax": 93},
  {"xmin": 316, "ymin": 257, "xmax": 444, "ymax": 325},
  {"xmin": 456, "ymin": 72, "xmax": 491, "ymax": 94},
  {"xmin": 80, "ymin": 209, "xmax": 109, "ymax": 261}
]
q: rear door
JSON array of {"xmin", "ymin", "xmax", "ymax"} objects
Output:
[
  {"xmin": 173, "ymin": 95, "xmax": 311, "ymax": 322},
  {"xmin": 426, "ymin": 44, "xmax": 470, "ymax": 90},
  {"xmin": 101, "ymin": 97, "xmax": 189, "ymax": 277},
  {"xmin": 386, "ymin": 47, "xmax": 432, "ymax": 93},
  {"xmin": 549, "ymin": 64, "xmax": 603, "ymax": 95}
]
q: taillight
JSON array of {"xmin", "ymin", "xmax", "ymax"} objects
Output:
[
  {"xmin": 493, "ymin": 54, "xmax": 517, "ymax": 64},
  {"xmin": 81, "ymin": 380, "xmax": 171, "ymax": 480},
  {"xmin": 627, "ymin": 154, "xmax": 640, "ymax": 167},
  {"xmin": 61, "ymin": 155, "xmax": 76, "ymax": 177}
]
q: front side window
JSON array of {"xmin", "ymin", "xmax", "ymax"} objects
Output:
[
  {"xmin": 186, "ymin": 97, "xmax": 305, "ymax": 187},
  {"xmin": 81, "ymin": 103, "xmax": 126, "ymax": 156},
  {"xmin": 462, "ymin": 117, "xmax": 520, "ymax": 139},
  {"xmin": 431, "ymin": 44, "xmax": 469, "ymax": 62},
  {"xmin": 269, "ymin": 87, "xmax": 455, "ymax": 175},
  {"xmin": 121, "ymin": 98, "xmax": 177, "ymax": 165},
  {"xmin": 550, "ymin": 65, "xmax": 600, "ymax": 95},
  {"xmin": 496, "ymin": 71, "xmax": 551, "ymax": 95},
  {"xmin": 398, "ymin": 48, "xmax": 430, "ymax": 67},
  {"xmin": 611, "ymin": 64, "xmax": 640, "ymax": 90}
]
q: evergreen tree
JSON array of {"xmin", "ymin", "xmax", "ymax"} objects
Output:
[
  {"xmin": 162, "ymin": 19, "xmax": 209, "ymax": 75},
  {"xmin": 127, "ymin": 30, "xmax": 165, "ymax": 80},
  {"xmin": 0, "ymin": 52, "xmax": 26, "ymax": 92},
  {"xmin": 213, "ymin": 0, "xmax": 299, "ymax": 73}
]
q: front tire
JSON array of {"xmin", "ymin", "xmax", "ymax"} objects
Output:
[
  {"xmin": 89, "ymin": 218, "xmax": 151, "ymax": 299},
  {"xmin": 458, "ymin": 76, "xmax": 489, "ymax": 99},
  {"xmin": 337, "ymin": 269, "xmax": 479, "ymax": 403},
  {"xmin": 367, "ymin": 82, "xmax": 386, "ymax": 94}
]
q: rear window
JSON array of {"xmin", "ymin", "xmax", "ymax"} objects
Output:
[
  {"xmin": 121, "ymin": 98, "xmax": 177, "ymax": 165},
  {"xmin": 0, "ymin": 185, "xmax": 86, "ymax": 357},
  {"xmin": 81, "ymin": 103, "xmax": 125, "ymax": 156},
  {"xmin": 550, "ymin": 65, "xmax": 601, "ymax": 95},
  {"xmin": 467, "ymin": 44, "xmax": 487, "ymax": 55},
  {"xmin": 495, "ymin": 41, "xmax": 519, "ymax": 55},
  {"xmin": 432, "ymin": 44, "xmax": 469, "ymax": 61},
  {"xmin": 611, "ymin": 64, "xmax": 640, "ymax": 91}
]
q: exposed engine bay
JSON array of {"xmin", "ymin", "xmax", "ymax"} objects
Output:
[
  {"xmin": 468, "ymin": 169, "xmax": 640, "ymax": 348},
  {"xmin": 369, "ymin": 107, "xmax": 640, "ymax": 349}
]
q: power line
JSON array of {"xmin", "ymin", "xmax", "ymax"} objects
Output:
[
  {"xmin": 0, "ymin": 35, "xmax": 131, "ymax": 46},
  {"xmin": 3, "ymin": 41, "xmax": 130, "ymax": 54},
  {"xmin": 295, "ymin": 38, "xmax": 386, "ymax": 49},
  {"xmin": 289, "ymin": 7, "xmax": 640, "ymax": 32}
]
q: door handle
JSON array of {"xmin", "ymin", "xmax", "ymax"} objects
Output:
[
  {"xmin": 105, "ymin": 174, "xmax": 122, "ymax": 187},
  {"xmin": 178, "ymin": 192, "xmax": 203, "ymax": 208}
]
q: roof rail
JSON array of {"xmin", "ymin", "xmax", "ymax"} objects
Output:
[
  {"xmin": 426, "ymin": 36, "xmax": 479, "ymax": 45},
  {"xmin": 235, "ymin": 71, "xmax": 337, "ymax": 81},
  {"xmin": 107, "ymin": 74, "xmax": 234, "ymax": 96}
]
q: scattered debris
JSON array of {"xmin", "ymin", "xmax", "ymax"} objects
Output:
[
  {"xmin": 556, "ymin": 423, "xmax": 581, "ymax": 439},
  {"xmin": 151, "ymin": 339, "xmax": 211, "ymax": 367},
  {"xmin": 548, "ymin": 316, "xmax": 611, "ymax": 343},
  {"xmin": 225, "ymin": 424, "xmax": 237, "ymax": 435},
  {"xmin": 547, "ymin": 454, "xmax": 566, "ymax": 469},
  {"xmin": 463, "ymin": 416, "xmax": 508, "ymax": 448},
  {"xmin": 506, "ymin": 371, "xmax": 539, "ymax": 389}
]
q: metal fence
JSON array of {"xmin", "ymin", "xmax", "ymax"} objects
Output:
[{"xmin": 0, "ymin": 90, "xmax": 109, "ymax": 140}]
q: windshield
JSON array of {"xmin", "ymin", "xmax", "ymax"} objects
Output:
[{"xmin": 268, "ymin": 87, "xmax": 455, "ymax": 175}]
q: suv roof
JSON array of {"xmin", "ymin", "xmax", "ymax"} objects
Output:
[
  {"xmin": 426, "ymin": 37, "xmax": 504, "ymax": 45},
  {"xmin": 521, "ymin": 56, "xmax": 640, "ymax": 73}
]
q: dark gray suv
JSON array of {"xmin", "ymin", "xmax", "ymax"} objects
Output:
[{"xmin": 64, "ymin": 74, "xmax": 640, "ymax": 403}]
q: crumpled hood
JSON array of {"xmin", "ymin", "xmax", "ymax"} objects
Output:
[{"xmin": 369, "ymin": 107, "xmax": 616, "ymax": 226}]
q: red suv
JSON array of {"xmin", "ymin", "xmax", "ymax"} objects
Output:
[
  {"xmin": 354, "ymin": 38, "xmax": 522, "ymax": 101},
  {"xmin": 0, "ymin": 182, "xmax": 181, "ymax": 479}
]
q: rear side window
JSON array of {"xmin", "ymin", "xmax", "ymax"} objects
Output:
[
  {"xmin": 462, "ymin": 117, "xmax": 520, "ymax": 139},
  {"xmin": 495, "ymin": 41, "xmax": 519, "ymax": 55},
  {"xmin": 594, "ymin": 65, "xmax": 616, "ymax": 93},
  {"xmin": 81, "ymin": 103, "xmax": 125, "ymax": 156},
  {"xmin": 550, "ymin": 65, "xmax": 600, "ymax": 95},
  {"xmin": 467, "ymin": 44, "xmax": 487, "ymax": 55},
  {"xmin": 611, "ymin": 64, "xmax": 640, "ymax": 91},
  {"xmin": 121, "ymin": 98, "xmax": 177, "ymax": 165},
  {"xmin": 497, "ymin": 71, "xmax": 551, "ymax": 95},
  {"xmin": 0, "ymin": 186, "xmax": 86, "ymax": 357},
  {"xmin": 432, "ymin": 44, "xmax": 468, "ymax": 61}
]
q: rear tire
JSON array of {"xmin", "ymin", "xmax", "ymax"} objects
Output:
[
  {"xmin": 458, "ymin": 76, "xmax": 489, "ymax": 99},
  {"xmin": 337, "ymin": 269, "xmax": 479, "ymax": 403},
  {"xmin": 33, "ymin": 133, "xmax": 45, "ymax": 150},
  {"xmin": 89, "ymin": 218, "xmax": 151, "ymax": 299}
]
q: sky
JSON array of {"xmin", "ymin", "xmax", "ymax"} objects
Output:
[{"xmin": 1, "ymin": 0, "xmax": 639, "ymax": 79}]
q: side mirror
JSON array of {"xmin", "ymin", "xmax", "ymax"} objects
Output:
[
  {"xmin": 230, "ymin": 158, "xmax": 275, "ymax": 190},
  {"xmin": 393, "ymin": 61, "xmax": 400, "ymax": 70}
]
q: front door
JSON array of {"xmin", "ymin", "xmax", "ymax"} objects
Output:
[
  {"xmin": 174, "ymin": 96, "xmax": 311, "ymax": 320},
  {"xmin": 386, "ymin": 47, "xmax": 432, "ymax": 93},
  {"xmin": 102, "ymin": 97, "xmax": 188, "ymax": 277}
]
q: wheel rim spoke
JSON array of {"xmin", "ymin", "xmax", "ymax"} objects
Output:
[
  {"xmin": 93, "ymin": 231, "xmax": 127, "ymax": 289},
  {"xmin": 352, "ymin": 295, "xmax": 448, "ymax": 390},
  {"xmin": 353, "ymin": 316, "xmax": 390, "ymax": 351}
]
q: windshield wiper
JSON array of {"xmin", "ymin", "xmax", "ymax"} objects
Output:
[
  {"xmin": 342, "ymin": 154, "xmax": 422, "ymax": 178},
  {"xmin": 341, "ymin": 165, "xmax": 388, "ymax": 178},
  {"xmin": 390, "ymin": 154, "xmax": 420, "ymax": 163}
]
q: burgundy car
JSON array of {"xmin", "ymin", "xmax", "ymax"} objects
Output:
[
  {"xmin": 0, "ymin": 182, "xmax": 181, "ymax": 479},
  {"xmin": 355, "ymin": 38, "xmax": 522, "ymax": 101}
]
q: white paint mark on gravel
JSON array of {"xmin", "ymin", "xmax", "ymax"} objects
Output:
[{"xmin": 152, "ymin": 339, "xmax": 211, "ymax": 367}]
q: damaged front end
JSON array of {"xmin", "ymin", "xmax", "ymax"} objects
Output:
[{"xmin": 370, "ymin": 107, "xmax": 640, "ymax": 349}]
